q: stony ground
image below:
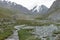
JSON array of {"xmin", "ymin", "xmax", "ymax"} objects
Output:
[{"xmin": 5, "ymin": 25, "xmax": 22, "ymax": 40}]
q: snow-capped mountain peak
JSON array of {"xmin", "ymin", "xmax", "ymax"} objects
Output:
[{"xmin": 31, "ymin": 5, "xmax": 48, "ymax": 14}]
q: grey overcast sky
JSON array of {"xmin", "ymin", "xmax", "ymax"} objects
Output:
[{"xmin": 6, "ymin": 0, "xmax": 55, "ymax": 10}]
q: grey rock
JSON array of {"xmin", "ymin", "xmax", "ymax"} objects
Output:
[{"xmin": 47, "ymin": 0, "xmax": 60, "ymax": 21}]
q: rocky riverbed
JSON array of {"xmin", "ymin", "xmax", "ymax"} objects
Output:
[
  {"xmin": 33, "ymin": 24, "xmax": 60, "ymax": 40},
  {"xmin": 5, "ymin": 24, "xmax": 60, "ymax": 40}
]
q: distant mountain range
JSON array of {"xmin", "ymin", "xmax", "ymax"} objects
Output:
[
  {"xmin": 0, "ymin": 0, "xmax": 60, "ymax": 22},
  {"xmin": 0, "ymin": 0, "xmax": 49, "ymax": 14},
  {"xmin": 0, "ymin": 0, "xmax": 30, "ymax": 13},
  {"xmin": 0, "ymin": 0, "xmax": 49, "ymax": 20}
]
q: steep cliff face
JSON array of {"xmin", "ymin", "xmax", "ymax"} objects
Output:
[{"xmin": 47, "ymin": 0, "xmax": 60, "ymax": 21}]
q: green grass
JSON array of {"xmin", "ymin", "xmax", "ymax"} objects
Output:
[
  {"xmin": 52, "ymin": 30, "xmax": 60, "ymax": 37},
  {"xmin": 0, "ymin": 7, "xmax": 15, "ymax": 40},
  {"xmin": 0, "ymin": 25, "xmax": 14, "ymax": 40},
  {"xmin": 35, "ymin": 16, "xmax": 47, "ymax": 20},
  {"xmin": 46, "ymin": 37, "xmax": 50, "ymax": 40},
  {"xmin": 0, "ymin": 7, "xmax": 13, "ymax": 18},
  {"xmin": 0, "ymin": 30, "xmax": 12, "ymax": 40},
  {"xmin": 16, "ymin": 20, "xmax": 52, "ymax": 26},
  {"xmin": 53, "ymin": 30, "xmax": 60, "ymax": 35},
  {"xmin": 54, "ymin": 24, "xmax": 60, "ymax": 26},
  {"xmin": 18, "ymin": 29, "xmax": 33, "ymax": 40},
  {"xmin": 18, "ymin": 29, "xmax": 41, "ymax": 40}
]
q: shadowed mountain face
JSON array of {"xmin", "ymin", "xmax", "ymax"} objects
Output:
[
  {"xmin": 0, "ymin": 0, "xmax": 30, "ymax": 13},
  {"xmin": 47, "ymin": 0, "xmax": 60, "ymax": 21},
  {"xmin": 31, "ymin": 5, "xmax": 48, "ymax": 15}
]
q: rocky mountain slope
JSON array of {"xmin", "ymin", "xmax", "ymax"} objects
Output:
[
  {"xmin": 47, "ymin": 0, "xmax": 60, "ymax": 21},
  {"xmin": 0, "ymin": 0, "xmax": 30, "ymax": 13}
]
